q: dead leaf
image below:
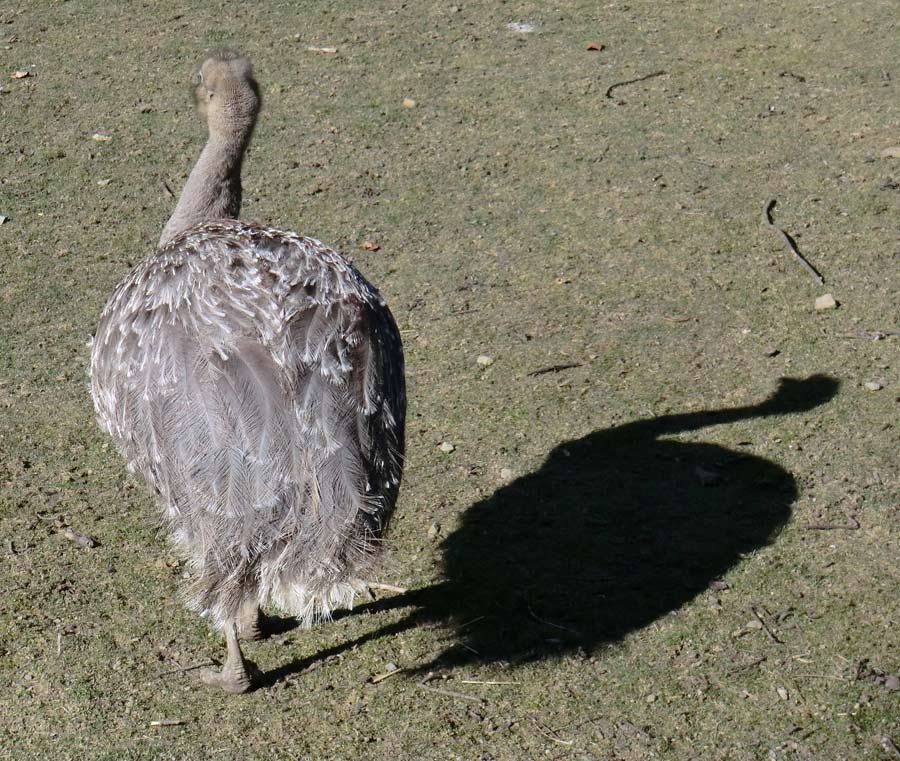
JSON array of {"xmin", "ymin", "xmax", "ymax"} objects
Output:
[
  {"xmin": 359, "ymin": 240, "xmax": 380, "ymax": 251},
  {"xmin": 91, "ymin": 133, "xmax": 112, "ymax": 143},
  {"xmin": 585, "ymin": 42, "xmax": 604, "ymax": 51},
  {"xmin": 11, "ymin": 70, "xmax": 29, "ymax": 79},
  {"xmin": 307, "ymin": 46, "xmax": 337, "ymax": 54}
]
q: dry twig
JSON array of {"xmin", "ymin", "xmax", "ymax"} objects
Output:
[
  {"xmin": 750, "ymin": 605, "xmax": 783, "ymax": 645},
  {"xmin": 763, "ymin": 199, "xmax": 825, "ymax": 285},
  {"xmin": 527, "ymin": 362, "xmax": 582, "ymax": 378},
  {"xmin": 605, "ymin": 70, "xmax": 666, "ymax": 99}
]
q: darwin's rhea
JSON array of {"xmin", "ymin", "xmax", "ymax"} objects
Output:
[{"xmin": 90, "ymin": 52, "xmax": 406, "ymax": 693}]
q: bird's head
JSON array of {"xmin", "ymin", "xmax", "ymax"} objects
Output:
[{"xmin": 195, "ymin": 51, "xmax": 261, "ymax": 142}]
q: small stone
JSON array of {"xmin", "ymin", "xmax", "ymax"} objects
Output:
[
  {"xmin": 476, "ymin": 355, "xmax": 494, "ymax": 367},
  {"xmin": 427, "ymin": 522, "xmax": 441, "ymax": 540},
  {"xmin": 439, "ymin": 441, "xmax": 455, "ymax": 453},
  {"xmin": 880, "ymin": 146, "xmax": 900, "ymax": 159},
  {"xmin": 864, "ymin": 381, "xmax": 883, "ymax": 391},
  {"xmin": 97, "ymin": 178, "xmax": 111, "ymax": 187},
  {"xmin": 506, "ymin": 21, "xmax": 535, "ymax": 33},
  {"xmin": 708, "ymin": 579, "xmax": 729, "ymax": 592},
  {"xmin": 402, "ymin": 98, "xmax": 416, "ymax": 108},
  {"xmin": 11, "ymin": 70, "xmax": 29, "ymax": 79},
  {"xmin": 0, "ymin": 215, "xmax": 7, "ymax": 225},
  {"xmin": 585, "ymin": 42, "xmax": 604, "ymax": 51},
  {"xmin": 385, "ymin": 662, "xmax": 398, "ymax": 673},
  {"xmin": 814, "ymin": 293, "xmax": 837, "ymax": 311},
  {"xmin": 883, "ymin": 674, "xmax": 900, "ymax": 691},
  {"xmin": 499, "ymin": 467, "xmax": 513, "ymax": 481},
  {"xmin": 91, "ymin": 133, "xmax": 112, "ymax": 142},
  {"xmin": 646, "ymin": 693, "xmax": 657, "ymax": 703},
  {"xmin": 776, "ymin": 686, "xmax": 789, "ymax": 700},
  {"xmin": 763, "ymin": 346, "xmax": 780, "ymax": 357}
]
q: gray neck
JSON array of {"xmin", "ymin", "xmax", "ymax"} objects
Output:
[{"xmin": 158, "ymin": 134, "xmax": 247, "ymax": 248}]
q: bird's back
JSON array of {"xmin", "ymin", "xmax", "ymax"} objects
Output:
[{"xmin": 90, "ymin": 220, "xmax": 405, "ymax": 624}]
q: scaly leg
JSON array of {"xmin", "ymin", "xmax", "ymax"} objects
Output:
[
  {"xmin": 237, "ymin": 599, "xmax": 265, "ymax": 641},
  {"xmin": 199, "ymin": 623, "xmax": 258, "ymax": 694}
]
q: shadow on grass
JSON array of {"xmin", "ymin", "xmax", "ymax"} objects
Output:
[{"xmin": 260, "ymin": 375, "xmax": 838, "ymax": 686}]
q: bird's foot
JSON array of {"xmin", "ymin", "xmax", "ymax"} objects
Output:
[
  {"xmin": 199, "ymin": 623, "xmax": 260, "ymax": 694},
  {"xmin": 199, "ymin": 659, "xmax": 259, "ymax": 694}
]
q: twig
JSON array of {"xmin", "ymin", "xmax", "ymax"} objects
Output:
[
  {"xmin": 837, "ymin": 329, "xmax": 899, "ymax": 340},
  {"xmin": 459, "ymin": 680, "xmax": 520, "ymax": 685},
  {"xmin": 796, "ymin": 673, "xmax": 847, "ymax": 681},
  {"xmin": 763, "ymin": 199, "xmax": 825, "ymax": 285},
  {"xmin": 804, "ymin": 517, "xmax": 860, "ymax": 531},
  {"xmin": 530, "ymin": 717, "xmax": 574, "ymax": 746},
  {"xmin": 727, "ymin": 654, "xmax": 767, "ymax": 675},
  {"xmin": 605, "ymin": 70, "xmax": 666, "ymax": 99},
  {"xmin": 750, "ymin": 605, "xmax": 783, "ymax": 645},
  {"xmin": 149, "ymin": 718, "xmax": 187, "ymax": 727},
  {"xmin": 527, "ymin": 362, "xmax": 582, "ymax": 378},
  {"xmin": 153, "ymin": 660, "xmax": 215, "ymax": 679},
  {"xmin": 527, "ymin": 605, "xmax": 580, "ymax": 636},
  {"xmin": 418, "ymin": 682, "xmax": 484, "ymax": 702},
  {"xmin": 297, "ymin": 653, "xmax": 342, "ymax": 677},
  {"xmin": 362, "ymin": 581, "xmax": 408, "ymax": 594},
  {"xmin": 371, "ymin": 667, "xmax": 404, "ymax": 684}
]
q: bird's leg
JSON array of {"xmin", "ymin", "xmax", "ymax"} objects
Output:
[
  {"xmin": 199, "ymin": 623, "xmax": 258, "ymax": 694},
  {"xmin": 237, "ymin": 598, "xmax": 265, "ymax": 641}
]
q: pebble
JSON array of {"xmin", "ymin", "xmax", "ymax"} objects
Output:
[
  {"xmin": 864, "ymin": 381, "xmax": 883, "ymax": 391},
  {"xmin": 499, "ymin": 467, "xmax": 513, "ymax": 481},
  {"xmin": 427, "ymin": 522, "xmax": 441, "ymax": 540},
  {"xmin": 884, "ymin": 674, "xmax": 900, "ymax": 691},
  {"xmin": 776, "ymin": 686, "xmax": 789, "ymax": 700},
  {"xmin": 814, "ymin": 294, "xmax": 837, "ymax": 311},
  {"xmin": 476, "ymin": 355, "xmax": 494, "ymax": 367},
  {"xmin": 506, "ymin": 21, "xmax": 535, "ymax": 33},
  {"xmin": 880, "ymin": 146, "xmax": 900, "ymax": 159},
  {"xmin": 402, "ymin": 98, "xmax": 416, "ymax": 108},
  {"xmin": 439, "ymin": 441, "xmax": 455, "ymax": 453}
]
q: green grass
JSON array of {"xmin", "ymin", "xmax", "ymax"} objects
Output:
[{"xmin": 1, "ymin": 0, "xmax": 898, "ymax": 759}]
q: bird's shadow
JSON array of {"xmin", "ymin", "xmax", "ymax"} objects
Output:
[{"xmin": 259, "ymin": 375, "xmax": 838, "ymax": 686}]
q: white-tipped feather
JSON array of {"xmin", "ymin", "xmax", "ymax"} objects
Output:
[{"xmin": 91, "ymin": 221, "xmax": 405, "ymax": 630}]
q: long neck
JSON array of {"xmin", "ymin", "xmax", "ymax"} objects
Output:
[{"xmin": 158, "ymin": 133, "xmax": 247, "ymax": 248}]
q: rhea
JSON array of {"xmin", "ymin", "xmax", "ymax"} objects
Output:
[{"xmin": 90, "ymin": 52, "xmax": 406, "ymax": 693}]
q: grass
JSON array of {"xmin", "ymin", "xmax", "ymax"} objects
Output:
[{"xmin": 1, "ymin": 1, "xmax": 898, "ymax": 759}]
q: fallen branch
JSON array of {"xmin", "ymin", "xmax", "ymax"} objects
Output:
[
  {"xmin": 605, "ymin": 70, "xmax": 666, "ymax": 99},
  {"xmin": 763, "ymin": 199, "xmax": 825, "ymax": 285}
]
